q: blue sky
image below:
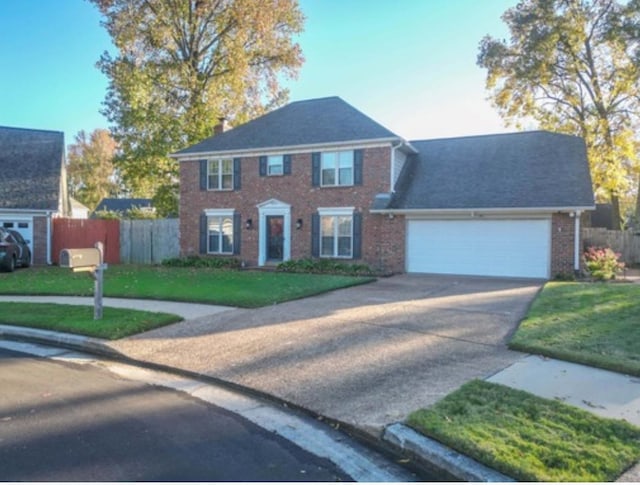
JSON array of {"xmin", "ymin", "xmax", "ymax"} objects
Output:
[{"xmin": 0, "ymin": 0, "xmax": 517, "ymax": 145}]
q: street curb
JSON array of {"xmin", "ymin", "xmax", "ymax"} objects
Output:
[
  {"xmin": 382, "ymin": 423, "xmax": 515, "ymax": 482},
  {"xmin": 0, "ymin": 324, "xmax": 512, "ymax": 482},
  {"xmin": 0, "ymin": 324, "xmax": 123, "ymax": 359}
]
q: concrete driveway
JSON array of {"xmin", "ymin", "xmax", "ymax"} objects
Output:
[{"xmin": 110, "ymin": 274, "xmax": 543, "ymax": 435}]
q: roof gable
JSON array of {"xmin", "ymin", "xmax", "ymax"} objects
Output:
[
  {"xmin": 174, "ymin": 97, "xmax": 400, "ymax": 156},
  {"xmin": 0, "ymin": 126, "xmax": 65, "ymax": 211},
  {"xmin": 95, "ymin": 198, "xmax": 153, "ymax": 213},
  {"xmin": 390, "ymin": 131, "xmax": 594, "ymax": 210}
]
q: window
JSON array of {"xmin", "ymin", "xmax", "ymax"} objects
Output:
[
  {"xmin": 208, "ymin": 159, "xmax": 233, "ymax": 190},
  {"xmin": 321, "ymin": 151, "xmax": 353, "ymax": 186},
  {"xmin": 320, "ymin": 213, "xmax": 353, "ymax": 258},
  {"xmin": 267, "ymin": 155, "xmax": 283, "ymax": 176},
  {"xmin": 207, "ymin": 215, "xmax": 234, "ymax": 254}
]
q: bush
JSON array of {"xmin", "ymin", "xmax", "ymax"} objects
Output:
[
  {"xmin": 161, "ymin": 255, "xmax": 241, "ymax": 269},
  {"xmin": 583, "ymin": 246, "xmax": 625, "ymax": 281},
  {"xmin": 277, "ymin": 258, "xmax": 374, "ymax": 276}
]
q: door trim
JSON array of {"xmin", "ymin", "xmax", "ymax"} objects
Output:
[{"xmin": 257, "ymin": 199, "xmax": 291, "ymax": 266}]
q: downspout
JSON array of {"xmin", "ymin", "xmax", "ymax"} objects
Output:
[
  {"xmin": 574, "ymin": 211, "xmax": 582, "ymax": 274},
  {"xmin": 390, "ymin": 141, "xmax": 403, "ymax": 193}
]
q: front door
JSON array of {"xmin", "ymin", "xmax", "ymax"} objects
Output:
[{"xmin": 266, "ymin": 215, "xmax": 284, "ymax": 261}]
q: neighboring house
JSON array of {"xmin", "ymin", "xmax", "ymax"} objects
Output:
[
  {"xmin": 93, "ymin": 198, "xmax": 155, "ymax": 218},
  {"xmin": 586, "ymin": 203, "xmax": 614, "ymax": 230},
  {"xmin": 0, "ymin": 126, "xmax": 69, "ymax": 265},
  {"xmin": 173, "ymin": 97, "xmax": 594, "ymax": 279},
  {"xmin": 70, "ymin": 197, "xmax": 90, "ymax": 219}
]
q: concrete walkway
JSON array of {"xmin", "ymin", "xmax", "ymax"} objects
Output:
[{"xmin": 0, "ymin": 296, "xmax": 232, "ymax": 321}]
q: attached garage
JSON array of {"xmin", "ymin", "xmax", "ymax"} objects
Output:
[{"xmin": 406, "ymin": 218, "xmax": 551, "ymax": 278}]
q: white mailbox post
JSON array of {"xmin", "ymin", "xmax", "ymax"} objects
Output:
[{"xmin": 59, "ymin": 242, "xmax": 107, "ymax": 320}]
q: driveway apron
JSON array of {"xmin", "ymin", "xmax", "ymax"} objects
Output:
[{"xmin": 110, "ymin": 274, "xmax": 542, "ymax": 434}]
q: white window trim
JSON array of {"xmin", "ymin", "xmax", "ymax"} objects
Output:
[
  {"xmin": 207, "ymin": 158, "xmax": 233, "ymax": 191},
  {"xmin": 204, "ymin": 209, "xmax": 235, "ymax": 255},
  {"xmin": 320, "ymin": 150, "xmax": 354, "ymax": 187},
  {"xmin": 318, "ymin": 207, "xmax": 355, "ymax": 259},
  {"xmin": 267, "ymin": 155, "xmax": 284, "ymax": 176}
]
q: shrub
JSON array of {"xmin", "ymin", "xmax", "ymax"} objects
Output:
[
  {"xmin": 583, "ymin": 246, "xmax": 625, "ymax": 281},
  {"xmin": 277, "ymin": 258, "xmax": 374, "ymax": 276},
  {"xmin": 161, "ymin": 255, "xmax": 241, "ymax": 269}
]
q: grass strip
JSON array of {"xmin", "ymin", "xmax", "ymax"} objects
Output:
[
  {"xmin": 407, "ymin": 380, "xmax": 640, "ymax": 482},
  {"xmin": 0, "ymin": 266, "xmax": 374, "ymax": 308},
  {"xmin": 510, "ymin": 282, "xmax": 640, "ymax": 376},
  {"xmin": 0, "ymin": 302, "xmax": 182, "ymax": 340}
]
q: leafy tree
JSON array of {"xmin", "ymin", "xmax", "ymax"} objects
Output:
[
  {"xmin": 67, "ymin": 129, "xmax": 121, "ymax": 210},
  {"xmin": 478, "ymin": 0, "xmax": 640, "ymax": 229},
  {"xmin": 92, "ymin": 0, "xmax": 305, "ymax": 216}
]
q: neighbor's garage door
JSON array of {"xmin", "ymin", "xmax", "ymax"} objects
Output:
[{"xmin": 406, "ymin": 219, "xmax": 551, "ymax": 278}]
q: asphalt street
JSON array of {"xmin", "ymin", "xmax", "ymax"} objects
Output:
[{"xmin": 0, "ymin": 347, "xmax": 351, "ymax": 481}]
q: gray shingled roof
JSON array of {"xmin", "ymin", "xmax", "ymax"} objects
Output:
[
  {"xmin": 174, "ymin": 96, "xmax": 400, "ymax": 156},
  {"xmin": 389, "ymin": 131, "xmax": 594, "ymax": 210},
  {"xmin": 0, "ymin": 126, "xmax": 65, "ymax": 211},
  {"xmin": 95, "ymin": 198, "xmax": 153, "ymax": 213}
]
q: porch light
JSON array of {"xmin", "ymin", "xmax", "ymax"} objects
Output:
[
  {"xmin": 296, "ymin": 218, "xmax": 303, "ymax": 230},
  {"xmin": 245, "ymin": 218, "xmax": 253, "ymax": 230}
]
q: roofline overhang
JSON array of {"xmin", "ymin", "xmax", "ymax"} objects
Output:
[
  {"xmin": 370, "ymin": 205, "xmax": 596, "ymax": 215},
  {"xmin": 171, "ymin": 136, "xmax": 406, "ymax": 161},
  {"xmin": 0, "ymin": 208, "xmax": 59, "ymax": 216}
]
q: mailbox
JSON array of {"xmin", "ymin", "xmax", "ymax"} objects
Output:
[{"xmin": 59, "ymin": 248, "xmax": 102, "ymax": 270}]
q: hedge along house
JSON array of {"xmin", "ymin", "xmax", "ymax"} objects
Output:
[
  {"xmin": 0, "ymin": 126, "xmax": 70, "ymax": 265},
  {"xmin": 173, "ymin": 97, "xmax": 594, "ymax": 279}
]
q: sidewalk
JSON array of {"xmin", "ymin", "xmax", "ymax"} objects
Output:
[{"xmin": 1, "ymin": 276, "xmax": 639, "ymax": 481}]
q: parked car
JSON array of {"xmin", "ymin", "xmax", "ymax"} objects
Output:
[{"xmin": 0, "ymin": 228, "xmax": 31, "ymax": 272}]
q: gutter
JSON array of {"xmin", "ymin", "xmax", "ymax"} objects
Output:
[
  {"xmin": 370, "ymin": 206, "xmax": 596, "ymax": 216},
  {"xmin": 171, "ymin": 137, "xmax": 405, "ymax": 161}
]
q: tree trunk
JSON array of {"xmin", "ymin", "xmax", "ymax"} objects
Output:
[{"xmin": 611, "ymin": 193, "xmax": 622, "ymax": 230}]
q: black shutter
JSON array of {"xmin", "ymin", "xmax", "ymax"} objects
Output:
[
  {"xmin": 311, "ymin": 213, "xmax": 320, "ymax": 257},
  {"xmin": 352, "ymin": 212, "xmax": 362, "ymax": 259},
  {"xmin": 233, "ymin": 212, "xmax": 241, "ymax": 255},
  {"xmin": 233, "ymin": 158, "xmax": 241, "ymax": 190},
  {"xmin": 283, "ymin": 154, "xmax": 292, "ymax": 175},
  {"xmin": 311, "ymin": 152, "xmax": 321, "ymax": 186},
  {"xmin": 259, "ymin": 156, "xmax": 267, "ymax": 176},
  {"xmin": 199, "ymin": 213, "xmax": 208, "ymax": 254},
  {"xmin": 353, "ymin": 149, "xmax": 363, "ymax": 186},
  {"xmin": 199, "ymin": 160, "xmax": 208, "ymax": 190}
]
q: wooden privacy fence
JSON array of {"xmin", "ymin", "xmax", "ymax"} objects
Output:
[
  {"xmin": 120, "ymin": 218, "xmax": 180, "ymax": 264},
  {"xmin": 52, "ymin": 218, "xmax": 120, "ymax": 264},
  {"xmin": 582, "ymin": 228, "xmax": 640, "ymax": 265}
]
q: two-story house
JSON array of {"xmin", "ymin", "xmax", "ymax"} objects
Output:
[{"xmin": 173, "ymin": 97, "xmax": 594, "ymax": 279}]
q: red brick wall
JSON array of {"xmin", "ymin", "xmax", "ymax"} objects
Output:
[
  {"xmin": 551, "ymin": 213, "xmax": 577, "ymax": 277},
  {"xmin": 179, "ymin": 145, "xmax": 405, "ymax": 273}
]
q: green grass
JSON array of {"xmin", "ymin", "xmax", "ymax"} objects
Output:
[
  {"xmin": 407, "ymin": 380, "xmax": 640, "ymax": 482},
  {"xmin": 0, "ymin": 266, "xmax": 374, "ymax": 308},
  {"xmin": 0, "ymin": 302, "xmax": 181, "ymax": 340},
  {"xmin": 510, "ymin": 282, "xmax": 640, "ymax": 376}
]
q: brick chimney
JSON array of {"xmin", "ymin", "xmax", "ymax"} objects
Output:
[{"xmin": 213, "ymin": 117, "xmax": 227, "ymax": 135}]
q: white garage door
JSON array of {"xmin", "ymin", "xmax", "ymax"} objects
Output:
[{"xmin": 407, "ymin": 219, "xmax": 551, "ymax": 278}]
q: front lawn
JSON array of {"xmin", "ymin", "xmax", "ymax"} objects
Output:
[
  {"xmin": 407, "ymin": 380, "xmax": 640, "ymax": 482},
  {"xmin": 510, "ymin": 282, "xmax": 640, "ymax": 376},
  {"xmin": 0, "ymin": 302, "xmax": 181, "ymax": 339},
  {"xmin": 0, "ymin": 266, "xmax": 374, "ymax": 308}
]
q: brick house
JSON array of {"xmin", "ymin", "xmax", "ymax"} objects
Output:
[
  {"xmin": 173, "ymin": 97, "xmax": 594, "ymax": 279},
  {"xmin": 0, "ymin": 126, "xmax": 69, "ymax": 265}
]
